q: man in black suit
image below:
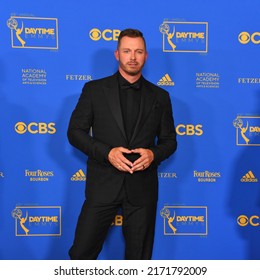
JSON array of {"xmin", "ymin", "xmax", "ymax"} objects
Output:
[{"xmin": 67, "ymin": 28, "xmax": 177, "ymax": 260}]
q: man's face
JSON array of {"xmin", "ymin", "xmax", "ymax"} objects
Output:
[{"xmin": 114, "ymin": 36, "xmax": 147, "ymax": 77}]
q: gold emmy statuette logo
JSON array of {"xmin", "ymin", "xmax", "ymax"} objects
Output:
[
  {"xmin": 233, "ymin": 117, "xmax": 250, "ymax": 145},
  {"xmin": 159, "ymin": 23, "xmax": 176, "ymax": 51},
  {"xmin": 11, "ymin": 208, "xmax": 29, "ymax": 235},
  {"xmin": 7, "ymin": 16, "xmax": 58, "ymax": 50},
  {"xmin": 7, "ymin": 18, "xmax": 26, "ymax": 47},
  {"xmin": 160, "ymin": 207, "xmax": 177, "ymax": 234}
]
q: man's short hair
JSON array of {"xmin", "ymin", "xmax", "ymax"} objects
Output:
[{"xmin": 117, "ymin": 28, "xmax": 146, "ymax": 50}]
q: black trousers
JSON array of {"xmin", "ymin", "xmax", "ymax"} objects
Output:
[{"xmin": 69, "ymin": 185, "xmax": 157, "ymax": 260}]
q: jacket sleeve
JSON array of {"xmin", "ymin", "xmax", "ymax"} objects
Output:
[
  {"xmin": 67, "ymin": 82, "xmax": 111, "ymax": 164},
  {"xmin": 149, "ymin": 92, "xmax": 177, "ymax": 165}
]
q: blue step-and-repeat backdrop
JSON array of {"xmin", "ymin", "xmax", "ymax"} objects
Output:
[{"xmin": 1, "ymin": 0, "xmax": 260, "ymax": 260}]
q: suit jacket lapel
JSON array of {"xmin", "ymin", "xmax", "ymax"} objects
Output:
[
  {"xmin": 103, "ymin": 74, "xmax": 128, "ymax": 142},
  {"xmin": 130, "ymin": 79, "xmax": 156, "ymax": 144}
]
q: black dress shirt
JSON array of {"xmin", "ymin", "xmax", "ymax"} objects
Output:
[{"xmin": 117, "ymin": 72, "xmax": 142, "ymax": 142}]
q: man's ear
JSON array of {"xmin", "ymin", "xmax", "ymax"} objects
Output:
[{"xmin": 114, "ymin": 50, "xmax": 119, "ymax": 61}]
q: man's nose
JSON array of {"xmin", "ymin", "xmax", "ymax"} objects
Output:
[{"xmin": 130, "ymin": 52, "xmax": 136, "ymax": 60}]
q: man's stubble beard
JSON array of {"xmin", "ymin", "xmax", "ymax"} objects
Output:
[{"xmin": 120, "ymin": 62, "xmax": 145, "ymax": 77}]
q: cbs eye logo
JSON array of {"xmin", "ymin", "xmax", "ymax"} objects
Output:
[
  {"xmin": 238, "ymin": 31, "xmax": 260, "ymax": 44},
  {"xmin": 15, "ymin": 122, "xmax": 56, "ymax": 134},
  {"xmin": 237, "ymin": 215, "xmax": 259, "ymax": 227},
  {"xmin": 89, "ymin": 28, "xmax": 120, "ymax": 41},
  {"xmin": 89, "ymin": 28, "xmax": 101, "ymax": 41}
]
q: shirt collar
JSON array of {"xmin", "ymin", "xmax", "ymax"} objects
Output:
[{"xmin": 117, "ymin": 71, "xmax": 142, "ymax": 90}]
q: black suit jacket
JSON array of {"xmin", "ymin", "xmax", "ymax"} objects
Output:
[{"xmin": 68, "ymin": 73, "xmax": 177, "ymax": 205}]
